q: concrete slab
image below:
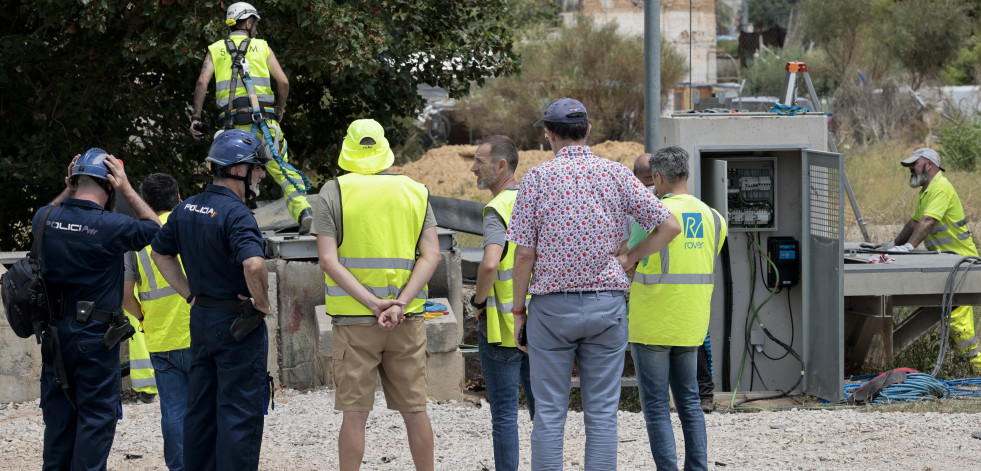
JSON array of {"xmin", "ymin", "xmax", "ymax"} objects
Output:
[
  {"xmin": 429, "ymin": 249, "xmax": 463, "ymax": 343},
  {"xmin": 270, "ymin": 259, "xmax": 322, "ymax": 389}
]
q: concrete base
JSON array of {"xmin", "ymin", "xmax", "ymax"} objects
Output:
[
  {"xmin": 314, "ymin": 298, "xmax": 463, "ymax": 402},
  {"xmin": 0, "ymin": 264, "xmax": 43, "ymax": 403}
]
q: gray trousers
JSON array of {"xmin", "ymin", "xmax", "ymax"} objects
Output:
[{"xmin": 526, "ymin": 291, "xmax": 627, "ymax": 470}]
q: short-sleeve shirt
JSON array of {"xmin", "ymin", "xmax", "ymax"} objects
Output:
[
  {"xmin": 151, "ymin": 184, "xmax": 266, "ymax": 301},
  {"xmin": 506, "ymin": 145, "xmax": 671, "ymax": 294},
  {"xmin": 36, "ymin": 198, "xmax": 159, "ymax": 334},
  {"xmin": 913, "ymin": 172, "xmax": 979, "ymax": 256},
  {"xmin": 309, "ymin": 174, "xmax": 437, "ymax": 241}
]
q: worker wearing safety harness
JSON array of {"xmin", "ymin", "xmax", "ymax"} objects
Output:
[
  {"xmin": 628, "ymin": 146, "xmax": 726, "ymax": 471},
  {"xmin": 870, "ymin": 148, "xmax": 981, "ymax": 370},
  {"xmin": 190, "ymin": 2, "xmax": 314, "ymax": 234},
  {"xmin": 151, "ymin": 130, "xmax": 274, "ymax": 471},
  {"xmin": 122, "ymin": 173, "xmax": 192, "ymax": 471},
  {"xmin": 468, "ymin": 135, "xmax": 535, "ymax": 471},
  {"xmin": 312, "ymin": 119, "xmax": 441, "ymax": 471}
]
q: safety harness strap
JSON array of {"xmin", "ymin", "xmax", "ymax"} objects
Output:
[{"xmin": 223, "ymin": 36, "xmax": 251, "ymax": 130}]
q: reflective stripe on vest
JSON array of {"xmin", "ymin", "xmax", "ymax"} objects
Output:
[
  {"xmin": 209, "ymin": 35, "xmax": 275, "ymax": 108},
  {"xmin": 126, "ymin": 311, "xmax": 157, "ymax": 394},
  {"xmin": 134, "ymin": 212, "xmax": 192, "ymax": 353},
  {"xmin": 324, "ymin": 173, "xmax": 429, "ymax": 317},
  {"xmin": 628, "ymin": 195, "xmax": 727, "ymax": 346},
  {"xmin": 482, "ymin": 189, "xmax": 524, "ymax": 347}
]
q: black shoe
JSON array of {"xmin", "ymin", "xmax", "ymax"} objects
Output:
[
  {"xmin": 298, "ymin": 208, "xmax": 313, "ymax": 235},
  {"xmin": 138, "ymin": 392, "xmax": 156, "ymax": 404},
  {"xmin": 701, "ymin": 397, "xmax": 714, "ymax": 413}
]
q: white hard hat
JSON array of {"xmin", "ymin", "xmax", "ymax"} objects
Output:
[{"xmin": 226, "ymin": 2, "xmax": 260, "ymax": 25}]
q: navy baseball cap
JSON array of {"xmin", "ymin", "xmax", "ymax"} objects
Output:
[{"xmin": 533, "ymin": 97, "xmax": 588, "ymax": 127}]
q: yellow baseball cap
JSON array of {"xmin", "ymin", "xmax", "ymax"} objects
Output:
[{"xmin": 338, "ymin": 119, "xmax": 395, "ymax": 175}]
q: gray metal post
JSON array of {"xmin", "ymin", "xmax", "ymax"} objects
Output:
[{"xmin": 644, "ymin": 0, "xmax": 661, "ymax": 152}]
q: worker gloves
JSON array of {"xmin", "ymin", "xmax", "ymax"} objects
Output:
[{"xmin": 888, "ymin": 243, "xmax": 915, "ymax": 253}]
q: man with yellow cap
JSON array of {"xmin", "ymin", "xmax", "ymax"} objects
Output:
[
  {"xmin": 869, "ymin": 147, "xmax": 980, "ymax": 370},
  {"xmin": 312, "ymin": 119, "xmax": 442, "ymax": 471}
]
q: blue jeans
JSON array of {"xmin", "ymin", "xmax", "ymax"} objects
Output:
[
  {"xmin": 150, "ymin": 348, "xmax": 192, "ymax": 471},
  {"xmin": 479, "ymin": 330, "xmax": 536, "ymax": 471},
  {"xmin": 631, "ymin": 344, "xmax": 708, "ymax": 471},
  {"xmin": 527, "ymin": 291, "xmax": 627, "ymax": 471}
]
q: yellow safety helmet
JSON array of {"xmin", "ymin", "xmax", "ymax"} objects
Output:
[{"xmin": 337, "ymin": 119, "xmax": 395, "ymax": 175}]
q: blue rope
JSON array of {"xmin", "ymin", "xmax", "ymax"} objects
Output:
[
  {"xmin": 241, "ymin": 75, "xmax": 312, "ymax": 194},
  {"xmin": 842, "ymin": 373, "xmax": 981, "ymax": 403}
]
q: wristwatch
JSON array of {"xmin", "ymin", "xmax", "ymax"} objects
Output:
[{"xmin": 469, "ymin": 293, "xmax": 487, "ymax": 310}]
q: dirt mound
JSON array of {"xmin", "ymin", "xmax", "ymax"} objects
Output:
[{"xmin": 391, "ymin": 140, "xmax": 645, "ymax": 203}]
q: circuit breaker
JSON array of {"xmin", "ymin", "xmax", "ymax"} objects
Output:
[{"xmin": 703, "ymin": 157, "xmax": 777, "ymax": 231}]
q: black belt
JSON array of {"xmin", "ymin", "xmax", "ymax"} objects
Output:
[
  {"xmin": 195, "ymin": 295, "xmax": 247, "ymax": 313},
  {"xmin": 55, "ymin": 301, "xmax": 119, "ymax": 323}
]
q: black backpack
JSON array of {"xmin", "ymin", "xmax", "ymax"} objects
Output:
[{"xmin": 2, "ymin": 206, "xmax": 55, "ymax": 342}]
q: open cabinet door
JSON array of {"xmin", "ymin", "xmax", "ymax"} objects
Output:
[{"xmin": 801, "ymin": 149, "xmax": 845, "ymax": 401}]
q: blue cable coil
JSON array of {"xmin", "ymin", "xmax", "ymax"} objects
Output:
[{"xmin": 843, "ymin": 373, "xmax": 981, "ymax": 403}]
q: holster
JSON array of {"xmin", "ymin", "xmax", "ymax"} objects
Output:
[
  {"xmin": 101, "ymin": 313, "xmax": 135, "ymax": 350},
  {"xmin": 229, "ymin": 298, "xmax": 264, "ymax": 342}
]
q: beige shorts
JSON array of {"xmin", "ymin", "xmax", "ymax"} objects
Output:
[{"xmin": 332, "ymin": 318, "xmax": 428, "ymax": 412}]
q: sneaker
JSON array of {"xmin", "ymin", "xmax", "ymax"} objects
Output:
[
  {"xmin": 700, "ymin": 397, "xmax": 714, "ymax": 413},
  {"xmin": 298, "ymin": 208, "xmax": 313, "ymax": 235},
  {"xmin": 138, "ymin": 392, "xmax": 156, "ymax": 404}
]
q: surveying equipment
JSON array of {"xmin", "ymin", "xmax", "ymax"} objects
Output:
[{"xmin": 780, "ymin": 61, "xmax": 870, "ymax": 242}]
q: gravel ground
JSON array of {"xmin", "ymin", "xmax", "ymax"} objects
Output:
[{"xmin": 1, "ymin": 388, "xmax": 979, "ymax": 470}]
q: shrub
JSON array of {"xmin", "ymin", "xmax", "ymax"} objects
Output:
[
  {"xmin": 738, "ymin": 45, "xmax": 834, "ymax": 98},
  {"xmin": 936, "ymin": 114, "xmax": 981, "ymax": 171},
  {"xmin": 462, "ymin": 16, "xmax": 687, "ymax": 149},
  {"xmin": 829, "ymin": 79, "xmax": 921, "ymax": 146}
]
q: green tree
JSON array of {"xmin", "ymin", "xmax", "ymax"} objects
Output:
[
  {"xmin": 797, "ymin": 0, "xmax": 871, "ymax": 83},
  {"xmin": 749, "ymin": 0, "xmax": 802, "ymax": 28},
  {"xmin": 462, "ymin": 17, "xmax": 687, "ymax": 149},
  {"xmin": 0, "ymin": 1, "xmax": 519, "ymax": 250},
  {"xmin": 879, "ymin": 0, "xmax": 969, "ymax": 90}
]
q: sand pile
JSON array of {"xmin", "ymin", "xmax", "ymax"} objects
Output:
[{"xmin": 391, "ymin": 141, "xmax": 646, "ymax": 203}]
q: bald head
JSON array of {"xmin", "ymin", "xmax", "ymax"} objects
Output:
[{"xmin": 633, "ymin": 153, "xmax": 655, "ymax": 187}]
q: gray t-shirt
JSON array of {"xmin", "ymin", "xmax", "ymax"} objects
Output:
[
  {"xmin": 309, "ymin": 173, "xmax": 437, "ymax": 325},
  {"xmin": 124, "ymin": 251, "xmax": 139, "ymax": 282}
]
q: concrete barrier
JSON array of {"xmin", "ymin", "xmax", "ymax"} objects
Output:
[{"xmin": 0, "ymin": 263, "xmax": 44, "ymax": 403}]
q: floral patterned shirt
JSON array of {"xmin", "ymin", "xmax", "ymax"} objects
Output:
[{"xmin": 506, "ymin": 145, "xmax": 672, "ymax": 294}]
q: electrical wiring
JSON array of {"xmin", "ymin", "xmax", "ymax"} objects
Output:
[{"xmin": 932, "ymin": 256, "xmax": 981, "ymax": 377}]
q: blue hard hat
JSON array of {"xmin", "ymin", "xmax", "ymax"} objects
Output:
[
  {"xmin": 71, "ymin": 148, "xmax": 111, "ymax": 180},
  {"xmin": 206, "ymin": 130, "xmax": 270, "ymax": 168}
]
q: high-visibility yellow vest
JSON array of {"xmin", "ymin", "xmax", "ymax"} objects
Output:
[
  {"xmin": 629, "ymin": 194, "xmax": 726, "ymax": 346},
  {"xmin": 482, "ymin": 189, "xmax": 527, "ymax": 347},
  {"xmin": 134, "ymin": 212, "xmax": 192, "ymax": 353},
  {"xmin": 324, "ymin": 173, "xmax": 429, "ymax": 317},
  {"xmin": 125, "ymin": 311, "xmax": 157, "ymax": 394},
  {"xmin": 209, "ymin": 33, "xmax": 275, "ymax": 109},
  {"xmin": 913, "ymin": 172, "xmax": 978, "ymax": 256}
]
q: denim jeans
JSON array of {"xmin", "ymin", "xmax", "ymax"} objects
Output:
[
  {"xmin": 527, "ymin": 291, "xmax": 627, "ymax": 470},
  {"xmin": 150, "ymin": 348, "xmax": 192, "ymax": 471},
  {"xmin": 479, "ymin": 330, "xmax": 535, "ymax": 471},
  {"xmin": 631, "ymin": 343, "xmax": 708, "ymax": 471}
]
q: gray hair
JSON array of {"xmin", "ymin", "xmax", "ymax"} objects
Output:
[
  {"xmin": 477, "ymin": 135, "xmax": 519, "ymax": 173},
  {"xmin": 648, "ymin": 146, "xmax": 689, "ymax": 184}
]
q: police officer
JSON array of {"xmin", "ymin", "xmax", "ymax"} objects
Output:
[
  {"xmin": 189, "ymin": 1, "xmax": 314, "ymax": 233},
  {"xmin": 122, "ymin": 173, "xmax": 191, "ymax": 471},
  {"xmin": 37, "ymin": 148, "xmax": 161, "ymax": 471},
  {"xmin": 151, "ymin": 130, "xmax": 272, "ymax": 471},
  {"xmin": 628, "ymin": 146, "xmax": 727, "ymax": 471}
]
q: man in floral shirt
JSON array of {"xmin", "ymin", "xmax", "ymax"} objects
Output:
[{"xmin": 507, "ymin": 98, "xmax": 681, "ymax": 470}]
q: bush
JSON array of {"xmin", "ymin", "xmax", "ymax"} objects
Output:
[
  {"xmin": 461, "ymin": 17, "xmax": 687, "ymax": 149},
  {"xmin": 936, "ymin": 114, "xmax": 981, "ymax": 171},
  {"xmin": 829, "ymin": 79, "xmax": 921, "ymax": 146},
  {"xmin": 739, "ymin": 45, "xmax": 834, "ymax": 98}
]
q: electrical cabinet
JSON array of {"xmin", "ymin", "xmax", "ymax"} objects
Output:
[{"xmin": 660, "ymin": 114, "xmax": 845, "ymax": 401}]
